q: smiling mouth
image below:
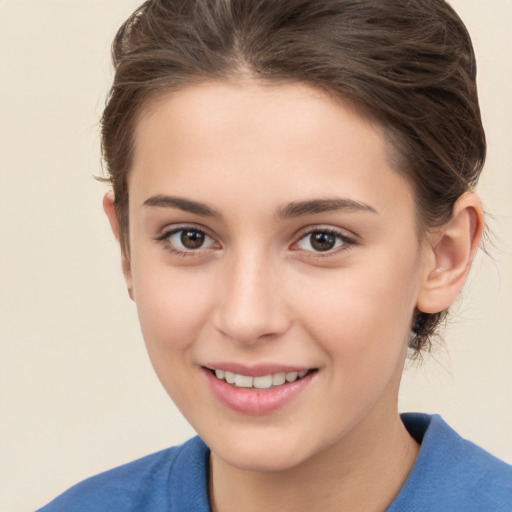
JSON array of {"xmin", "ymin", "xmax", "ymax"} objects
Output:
[{"xmin": 209, "ymin": 368, "xmax": 316, "ymax": 390}]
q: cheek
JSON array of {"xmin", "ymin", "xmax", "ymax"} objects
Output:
[
  {"xmin": 131, "ymin": 266, "xmax": 217, "ymax": 412},
  {"xmin": 132, "ymin": 263, "xmax": 215, "ymax": 355},
  {"xmin": 293, "ymin": 252, "xmax": 420, "ymax": 362}
]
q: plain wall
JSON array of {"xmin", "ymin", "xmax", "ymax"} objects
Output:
[{"xmin": 1, "ymin": 1, "xmax": 511, "ymax": 511}]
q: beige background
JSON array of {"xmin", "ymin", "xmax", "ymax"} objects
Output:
[{"xmin": 1, "ymin": 1, "xmax": 511, "ymax": 511}]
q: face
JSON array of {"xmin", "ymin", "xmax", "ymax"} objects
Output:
[{"xmin": 121, "ymin": 81, "xmax": 431, "ymax": 472}]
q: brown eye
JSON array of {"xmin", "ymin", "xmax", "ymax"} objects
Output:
[
  {"xmin": 296, "ymin": 229, "xmax": 350, "ymax": 253},
  {"xmin": 162, "ymin": 228, "xmax": 216, "ymax": 253},
  {"xmin": 310, "ymin": 232, "xmax": 336, "ymax": 251},
  {"xmin": 180, "ymin": 230, "xmax": 205, "ymax": 249}
]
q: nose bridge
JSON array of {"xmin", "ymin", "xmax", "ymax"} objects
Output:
[{"xmin": 213, "ymin": 244, "xmax": 290, "ymax": 344}]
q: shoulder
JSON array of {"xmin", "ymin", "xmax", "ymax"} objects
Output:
[
  {"xmin": 35, "ymin": 436, "xmax": 211, "ymax": 512},
  {"xmin": 388, "ymin": 413, "xmax": 512, "ymax": 512}
]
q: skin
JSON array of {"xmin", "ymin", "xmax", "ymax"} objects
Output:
[{"xmin": 104, "ymin": 80, "xmax": 483, "ymax": 511}]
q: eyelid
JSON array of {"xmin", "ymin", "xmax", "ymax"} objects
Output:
[
  {"xmin": 290, "ymin": 225, "xmax": 358, "ymax": 254},
  {"xmin": 155, "ymin": 223, "xmax": 220, "ymax": 254},
  {"xmin": 155, "ymin": 221, "xmax": 215, "ymax": 239},
  {"xmin": 154, "ymin": 223, "xmax": 356, "ymax": 256}
]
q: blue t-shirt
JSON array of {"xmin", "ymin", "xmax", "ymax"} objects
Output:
[{"xmin": 36, "ymin": 414, "xmax": 512, "ymax": 511}]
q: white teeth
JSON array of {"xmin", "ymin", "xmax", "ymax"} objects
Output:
[
  {"xmin": 272, "ymin": 372, "xmax": 286, "ymax": 386},
  {"xmin": 285, "ymin": 371, "xmax": 298, "ymax": 382},
  {"xmin": 213, "ymin": 369, "xmax": 310, "ymax": 389},
  {"xmin": 253, "ymin": 375, "xmax": 273, "ymax": 389},
  {"xmin": 234, "ymin": 374, "xmax": 253, "ymax": 388}
]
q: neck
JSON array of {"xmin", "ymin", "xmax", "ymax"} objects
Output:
[{"xmin": 209, "ymin": 411, "xmax": 419, "ymax": 512}]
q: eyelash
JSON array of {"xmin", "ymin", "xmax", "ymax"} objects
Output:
[
  {"xmin": 155, "ymin": 225, "xmax": 357, "ymax": 257},
  {"xmin": 292, "ymin": 227, "xmax": 357, "ymax": 256},
  {"xmin": 155, "ymin": 225, "xmax": 217, "ymax": 257}
]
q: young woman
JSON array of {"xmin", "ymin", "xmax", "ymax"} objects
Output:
[{"xmin": 37, "ymin": 0, "xmax": 512, "ymax": 510}]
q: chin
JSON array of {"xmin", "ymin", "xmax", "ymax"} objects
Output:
[
  {"xmin": 220, "ymin": 447, "xmax": 306, "ymax": 473},
  {"xmin": 207, "ymin": 428, "xmax": 321, "ymax": 473}
]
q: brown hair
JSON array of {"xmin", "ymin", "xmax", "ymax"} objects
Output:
[{"xmin": 101, "ymin": 0, "xmax": 486, "ymax": 353}]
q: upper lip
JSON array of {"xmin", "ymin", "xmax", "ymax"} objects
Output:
[{"xmin": 203, "ymin": 363, "xmax": 313, "ymax": 377}]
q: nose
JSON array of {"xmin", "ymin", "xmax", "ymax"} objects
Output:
[{"xmin": 212, "ymin": 250, "xmax": 291, "ymax": 346}]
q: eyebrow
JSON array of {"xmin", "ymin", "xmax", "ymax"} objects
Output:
[
  {"xmin": 143, "ymin": 195, "xmax": 221, "ymax": 217},
  {"xmin": 142, "ymin": 194, "xmax": 377, "ymax": 218},
  {"xmin": 277, "ymin": 198, "xmax": 377, "ymax": 218}
]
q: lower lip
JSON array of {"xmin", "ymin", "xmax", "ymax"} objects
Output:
[{"xmin": 203, "ymin": 368, "xmax": 316, "ymax": 415}]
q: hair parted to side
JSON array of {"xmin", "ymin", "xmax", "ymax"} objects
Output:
[{"xmin": 101, "ymin": 0, "xmax": 486, "ymax": 354}]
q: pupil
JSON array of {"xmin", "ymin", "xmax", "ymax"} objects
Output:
[
  {"xmin": 181, "ymin": 230, "xmax": 205, "ymax": 249},
  {"xmin": 311, "ymin": 232, "xmax": 335, "ymax": 251}
]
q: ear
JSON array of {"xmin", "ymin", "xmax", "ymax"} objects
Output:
[
  {"xmin": 416, "ymin": 192, "xmax": 484, "ymax": 314},
  {"xmin": 103, "ymin": 192, "xmax": 134, "ymax": 300}
]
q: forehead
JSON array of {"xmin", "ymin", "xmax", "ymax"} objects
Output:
[
  {"xmin": 134, "ymin": 80, "xmax": 382, "ymax": 159},
  {"xmin": 129, "ymin": 80, "xmax": 414, "ymax": 219}
]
